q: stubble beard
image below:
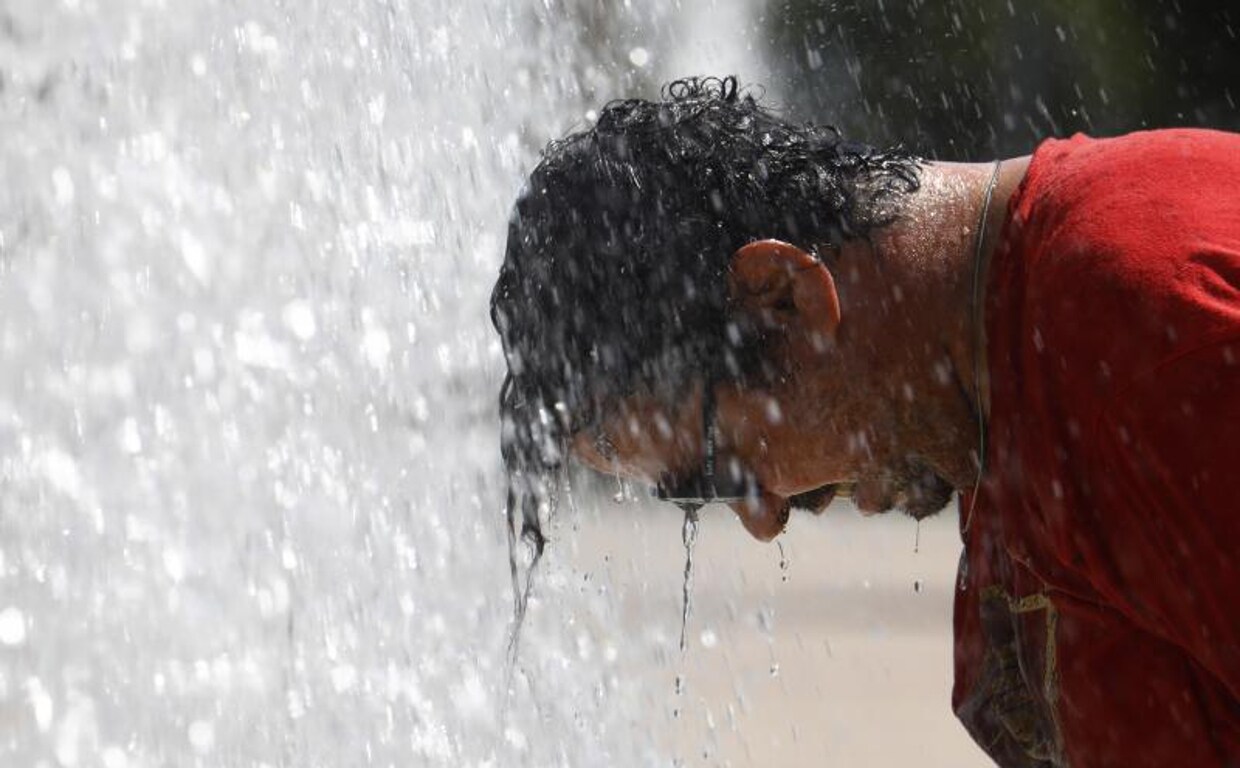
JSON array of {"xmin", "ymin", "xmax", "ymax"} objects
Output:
[
  {"xmin": 782, "ymin": 454, "xmax": 954, "ymax": 520},
  {"xmin": 862, "ymin": 454, "xmax": 956, "ymax": 520}
]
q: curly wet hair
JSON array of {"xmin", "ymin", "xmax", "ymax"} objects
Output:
[{"xmin": 490, "ymin": 76, "xmax": 919, "ymax": 613}]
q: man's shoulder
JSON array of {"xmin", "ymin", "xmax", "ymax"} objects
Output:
[
  {"xmin": 1013, "ymin": 127, "xmax": 1240, "ymax": 313},
  {"xmin": 1017, "ymin": 128, "xmax": 1240, "ymax": 249},
  {"xmin": 994, "ymin": 128, "xmax": 1240, "ymax": 404},
  {"xmin": 1027, "ymin": 128, "xmax": 1240, "ymax": 184}
]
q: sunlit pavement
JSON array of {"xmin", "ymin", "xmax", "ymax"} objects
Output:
[{"xmin": 565, "ymin": 499, "xmax": 993, "ymax": 767}]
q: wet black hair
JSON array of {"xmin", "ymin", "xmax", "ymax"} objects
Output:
[{"xmin": 490, "ymin": 76, "xmax": 919, "ymax": 626}]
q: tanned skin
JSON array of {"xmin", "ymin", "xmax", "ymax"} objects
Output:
[{"xmin": 572, "ymin": 158, "xmax": 1030, "ymax": 541}]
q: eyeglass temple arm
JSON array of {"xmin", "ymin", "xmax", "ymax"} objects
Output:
[{"xmin": 702, "ymin": 381, "xmax": 717, "ymax": 494}]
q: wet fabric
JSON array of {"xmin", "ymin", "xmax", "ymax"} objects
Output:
[{"xmin": 955, "ymin": 129, "xmax": 1240, "ymax": 767}]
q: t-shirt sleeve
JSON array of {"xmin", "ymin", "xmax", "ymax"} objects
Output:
[{"xmin": 1089, "ymin": 338, "xmax": 1240, "ymax": 705}]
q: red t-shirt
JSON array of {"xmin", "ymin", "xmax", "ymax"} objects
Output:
[{"xmin": 954, "ymin": 130, "xmax": 1240, "ymax": 767}]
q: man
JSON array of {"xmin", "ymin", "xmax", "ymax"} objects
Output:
[{"xmin": 491, "ymin": 76, "xmax": 1240, "ymax": 766}]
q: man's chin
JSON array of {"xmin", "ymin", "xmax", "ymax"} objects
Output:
[
  {"xmin": 785, "ymin": 458, "xmax": 957, "ymax": 521},
  {"xmin": 898, "ymin": 467, "xmax": 956, "ymax": 520},
  {"xmin": 786, "ymin": 483, "xmax": 840, "ymax": 514}
]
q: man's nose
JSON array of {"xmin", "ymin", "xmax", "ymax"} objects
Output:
[{"xmin": 728, "ymin": 491, "xmax": 790, "ymax": 541}]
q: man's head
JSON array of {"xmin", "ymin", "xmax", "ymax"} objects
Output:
[{"xmin": 491, "ymin": 76, "xmax": 928, "ymax": 552}]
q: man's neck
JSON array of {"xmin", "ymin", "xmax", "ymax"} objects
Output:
[
  {"xmin": 824, "ymin": 158, "xmax": 1030, "ymax": 488},
  {"xmin": 886, "ymin": 159, "xmax": 1030, "ymax": 393}
]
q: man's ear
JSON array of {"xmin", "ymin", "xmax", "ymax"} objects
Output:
[{"xmin": 729, "ymin": 239, "xmax": 841, "ymax": 345}]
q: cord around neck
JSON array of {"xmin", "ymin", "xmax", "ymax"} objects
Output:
[{"xmin": 962, "ymin": 159, "xmax": 1002, "ymax": 534}]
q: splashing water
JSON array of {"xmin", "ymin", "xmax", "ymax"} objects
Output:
[{"xmin": 0, "ymin": 0, "xmax": 682, "ymax": 764}]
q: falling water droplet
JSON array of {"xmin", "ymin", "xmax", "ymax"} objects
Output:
[
  {"xmin": 914, "ymin": 519, "xmax": 921, "ymax": 554},
  {"xmin": 914, "ymin": 580, "xmax": 922, "ymax": 593},
  {"xmin": 776, "ymin": 540, "xmax": 789, "ymax": 583}
]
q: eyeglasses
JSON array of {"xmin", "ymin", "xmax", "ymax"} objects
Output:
[{"xmin": 653, "ymin": 383, "xmax": 753, "ymax": 515}]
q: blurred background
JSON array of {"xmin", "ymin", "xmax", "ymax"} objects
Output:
[
  {"xmin": 0, "ymin": 0, "xmax": 1235, "ymax": 765},
  {"xmin": 767, "ymin": 0, "xmax": 1240, "ymax": 156}
]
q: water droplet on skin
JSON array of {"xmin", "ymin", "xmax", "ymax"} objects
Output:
[{"xmin": 763, "ymin": 399, "xmax": 783, "ymax": 425}]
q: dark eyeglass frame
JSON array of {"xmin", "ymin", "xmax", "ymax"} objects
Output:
[{"xmin": 652, "ymin": 382, "xmax": 754, "ymax": 513}]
